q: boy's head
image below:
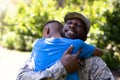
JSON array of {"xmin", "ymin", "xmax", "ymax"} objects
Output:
[{"xmin": 42, "ymin": 20, "xmax": 63, "ymax": 38}]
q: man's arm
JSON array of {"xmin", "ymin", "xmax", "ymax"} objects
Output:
[
  {"xmin": 93, "ymin": 47, "xmax": 103, "ymax": 57},
  {"xmin": 16, "ymin": 57, "xmax": 67, "ymax": 80},
  {"xmin": 79, "ymin": 56, "xmax": 114, "ymax": 80},
  {"xmin": 16, "ymin": 45, "xmax": 81, "ymax": 80}
]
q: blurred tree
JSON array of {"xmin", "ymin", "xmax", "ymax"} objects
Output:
[
  {"xmin": 100, "ymin": 0, "xmax": 120, "ymax": 70},
  {"xmin": 57, "ymin": 0, "xmax": 65, "ymax": 8},
  {"xmin": 1, "ymin": 0, "xmax": 118, "ymax": 53},
  {"xmin": 0, "ymin": 0, "xmax": 119, "ymax": 70},
  {"xmin": 0, "ymin": 10, "xmax": 6, "ymax": 39},
  {"xmin": 2, "ymin": 0, "xmax": 81, "ymax": 51}
]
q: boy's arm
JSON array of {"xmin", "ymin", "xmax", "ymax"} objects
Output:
[{"xmin": 93, "ymin": 47, "xmax": 103, "ymax": 57}]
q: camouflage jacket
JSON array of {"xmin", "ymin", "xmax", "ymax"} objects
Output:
[{"xmin": 16, "ymin": 56, "xmax": 114, "ymax": 80}]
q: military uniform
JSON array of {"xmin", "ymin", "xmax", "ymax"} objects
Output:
[{"xmin": 16, "ymin": 56, "xmax": 114, "ymax": 80}]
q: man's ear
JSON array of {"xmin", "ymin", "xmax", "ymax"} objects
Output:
[{"xmin": 83, "ymin": 35, "xmax": 87, "ymax": 41}]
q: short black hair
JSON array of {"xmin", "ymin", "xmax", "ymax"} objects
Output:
[
  {"xmin": 44, "ymin": 20, "xmax": 63, "ymax": 28},
  {"xmin": 44, "ymin": 20, "xmax": 63, "ymax": 35}
]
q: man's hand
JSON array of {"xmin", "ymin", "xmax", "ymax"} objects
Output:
[{"xmin": 60, "ymin": 45, "xmax": 82, "ymax": 73}]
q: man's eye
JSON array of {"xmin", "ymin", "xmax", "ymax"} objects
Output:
[
  {"xmin": 67, "ymin": 21, "xmax": 72, "ymax": 24},
  {"xmin": 77, "ymin": 24, "xmax": 81, "ymax": 27}
]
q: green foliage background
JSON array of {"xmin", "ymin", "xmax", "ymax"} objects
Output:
[{"xmin": 0, "ymin": 0, "xmax": 120, "ymax": 70}]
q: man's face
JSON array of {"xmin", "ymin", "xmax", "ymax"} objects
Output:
[{"xmin": 62, "ymin": 18, "xmax": 87, "ymax": 41}]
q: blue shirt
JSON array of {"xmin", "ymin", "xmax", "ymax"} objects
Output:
[{"xmin": 31, "ymin": 38, "xmax": 95, "ymax": 80}]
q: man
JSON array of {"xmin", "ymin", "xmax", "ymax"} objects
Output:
[{"xmin": 16, "ymin": 12, "xmax": 114, "ymax": 80}]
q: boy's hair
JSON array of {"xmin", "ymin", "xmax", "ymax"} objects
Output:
[
  {"xmin": 44, "ymin": 20, "xmax": 63, "ymax": 28},
  {"xmin": 44, "ymin": 20, "xmax": 63, "ymax": 33}
]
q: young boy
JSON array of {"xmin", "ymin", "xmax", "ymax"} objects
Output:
[{"xmin": 31, "ymin": 20, "xmax": 103, "ymax": 80}]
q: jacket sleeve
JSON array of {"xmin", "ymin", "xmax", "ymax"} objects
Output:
[
  {"xmin": 16, "ymin": 57, "xmax": 67, "ymax": 80},
  {"xmin": 78, "ymin": 56, "xmax": 115, "ymax": 80}
]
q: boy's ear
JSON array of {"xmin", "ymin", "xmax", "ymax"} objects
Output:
[{"xmin": 43, "ymin": 27, "xmax": 49, "ymax": 37}]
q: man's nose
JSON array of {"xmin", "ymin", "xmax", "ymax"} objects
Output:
[{"xmin": 69, "ymin": 23, "xmax": 75, "ymax": 29}]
